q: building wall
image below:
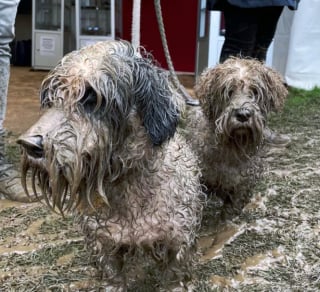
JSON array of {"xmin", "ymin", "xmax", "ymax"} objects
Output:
[
  {"xmin": 12, "ymin": 1, "xmax": 32, "ymax": 66},
  {"xmin": 15, "ymin": 14, "xmax": 32, "ymax": 41},
  {"xmin": 122, "ymin": 0, "xmax": 199, "ymax": 73},
  {"xmin": 16, "ymin": 0, "xmax": 32, "ymax": 40},
  {"xmin": 14, "ymin": 1, "xmax": 200, "ymax": 72}
]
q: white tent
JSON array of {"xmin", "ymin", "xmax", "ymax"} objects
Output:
[{"xmin": 272, "ymin": 0, "xmax": 320, "ymax": 90}]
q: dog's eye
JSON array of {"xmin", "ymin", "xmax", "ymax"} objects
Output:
[
  {"xmin": 250, "ymin": 88, "xmax": 259, "ymax": 99},
  {"xmin": 80, "ymin": 89, "xmax": 97, "ymax": 106},
  {"xmin": 80, "ymin": 89, "xmax": 105, "ymax": 112}
]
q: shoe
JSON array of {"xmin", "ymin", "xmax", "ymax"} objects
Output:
[
  {"xmin": 264, "ymin": 128, "xmax": 291, "ymax": 147},
  {"xmin": 0, "ymin": 128, "xmax": 39, "ymax": 203},
  {"xmin": 0, "ymin": 162, "xmax": 36, "ymax": 203}
]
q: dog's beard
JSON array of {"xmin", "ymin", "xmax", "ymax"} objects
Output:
[
  {"xmin": 215, "ymin": 110, "xmax": 265, "ymax": 160},
  {"xmin": 21, "ymin": 149, "xmax": 70, "ymax": 212},
  {"xmin": 20, "ymin": 118, "xmax": 110, "ymax": 214}
]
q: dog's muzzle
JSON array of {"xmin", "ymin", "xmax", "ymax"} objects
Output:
[
  {"xmin": 17, "ymin": 108, "xmax": 66, "ymax": 159},
  {"xmin": 233, "ymin": 107, "xmax": 253, "ymax": 123},
  {"xmin": 17, "ymin": 135, "xmax": 44, "ymax": 158}
]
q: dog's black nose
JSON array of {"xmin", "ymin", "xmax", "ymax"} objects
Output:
[
  {"xmin": 234, "ymin": 108, "xmax": 253, "ymax": 122},
  {"xmin": 17, "ymin": 135, "xmax": 44, "ymax": 158}
]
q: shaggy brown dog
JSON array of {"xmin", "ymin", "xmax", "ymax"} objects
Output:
[
  {"xmin": 17, "ymin": 41, "xmax": 204, "ymax": 290},
  {"xmin": 184, "ymin": 57, "xmax": 287, "ymax": 211}
]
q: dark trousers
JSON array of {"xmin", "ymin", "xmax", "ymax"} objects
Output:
[{"xmin": 220, "ymin": 4, "xmax": 284, "ymax": 62}]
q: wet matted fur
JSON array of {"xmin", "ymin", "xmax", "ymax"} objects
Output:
[
  {"xmin": 184, "ymin": 57, "xmax": 287, "ymax": 211},
  {"xmin": 17, "ymin": 40, "xmax": 204, "ymax": 289}
]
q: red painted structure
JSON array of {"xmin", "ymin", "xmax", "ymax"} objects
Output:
[{"xmin": 121, "ymin": 0, "xmax": 199, "ymax": 73}]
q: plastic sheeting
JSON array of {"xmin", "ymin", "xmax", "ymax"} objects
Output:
[{"xmin": 272, "ymin": 1, "xmax": 320, "ymax": 90}]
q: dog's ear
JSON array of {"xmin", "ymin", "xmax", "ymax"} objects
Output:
[
  {"xmin": 194, "ymin": 67, "xmax": 222, "ymax": 122},
  {"xmin": 260, "ymin": 66, "xmax": 288, "ymax": 112},
  {"xmin": 133, "ymin": 61, "xmax": 179, "ymax": 145},
  {"xmin": 39, "ymin": 77, "xmax": 56, "ymax": 108}
]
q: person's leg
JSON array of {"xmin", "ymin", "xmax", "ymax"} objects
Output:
[
  {"xmin": 220, "ymin": 4, "xmax": 258, "ymax": 62},
  {"xmin": 0, "ymin": 0, "xmax": 20, "ymax": 130},
  {"xmin": 253, "ymin": 6, "xmax": 284, "ymax": 61},
  {"xmin": 252, "ymin": 6, "xmax": 290, "ymax": 146},
  {"xmin": 0, "ymin": 0, "xmax": 34, "ymax": 202}
]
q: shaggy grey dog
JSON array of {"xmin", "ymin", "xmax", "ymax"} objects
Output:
[
  {"xmin": 17, "ymin": 40, "xmax": 204, "ymax": 290},
  {"xmin": 184, "ymin": 57, "xmax": 287, "ymax": 211}
]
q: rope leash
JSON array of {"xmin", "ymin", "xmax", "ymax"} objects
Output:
[
  {"xmin": 153, "ymin": 0, "xmax": 199, "ymax": 106},
  {"xmin": 131, "ymin": 0, "xmax": 141, "ymax": 50},
  {"xmin": 131, "ymin": 0, "xmax": 199, "ymax": 106}
]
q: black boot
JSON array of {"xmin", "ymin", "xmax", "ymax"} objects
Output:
[{"xmin": 252, "ymin": 45, "xmax": 268, "ymax": 62}]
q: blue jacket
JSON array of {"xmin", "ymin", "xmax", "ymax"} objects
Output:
[{"xmin": 207, "ymin": 0, "xmax": 300, "ymax": 10}]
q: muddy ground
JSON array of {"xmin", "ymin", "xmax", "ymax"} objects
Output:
[{"xmin": 0, "ymin": 71, "xmax": 319, "ymax": 291}]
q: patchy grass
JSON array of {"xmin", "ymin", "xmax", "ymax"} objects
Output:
[{"xmin": 1, "ymin": 87, "xmax": 320, "ymax": 291}]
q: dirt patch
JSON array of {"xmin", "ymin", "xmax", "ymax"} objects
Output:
[
  {"xmin": 4, "ymin": 67, "xmax": 48, "ymax": 135},
  {"xmin": 1, "ymin": 84, "xmax": 320, "ymax": 290}
]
